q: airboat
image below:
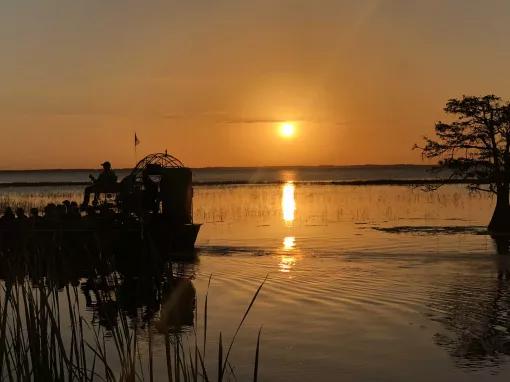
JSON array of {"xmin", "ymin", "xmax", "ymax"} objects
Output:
[
  {"xmin": 89, "ymin": 152, "xmax": 201, "ymax": 252},
  {"xmin": 0, "ymin": 152, "xmax": 201, "ymax": 257}
]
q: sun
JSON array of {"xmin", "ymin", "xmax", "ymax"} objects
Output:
[{"xmin": 279, "ymin": 122, "xmax": 296, "ymax": 138}]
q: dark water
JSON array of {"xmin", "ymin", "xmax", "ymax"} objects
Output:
[
  {"xmin": 0, "ymin": 165, "xmax": 437, "ymax": 184},
  {"xmin": 2, "ymin": 173, "xmax": 510, "ymax": 380}
]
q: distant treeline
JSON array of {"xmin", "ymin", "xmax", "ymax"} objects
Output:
[
  {"xmin": 0, "ymin": 178, "xmax": 489, "ymax": 188},
  {"xmin": 0, "ymin": 164, "xmax": 436, "ymax": 172}
]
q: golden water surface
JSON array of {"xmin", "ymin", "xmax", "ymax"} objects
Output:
[{"xmin": 2, "ymin": 184, "xmax": 510, "ymax": 381}]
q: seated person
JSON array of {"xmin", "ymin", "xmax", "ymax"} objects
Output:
[
  {"xmin": 15, "ymin": 207, "xmax": 29, "ymax": 230},
  {"xmin": 142, "ymin": 171, "xmax": 159, "ymax": 213},
  {"xmin": 81, "ymin": 161, "xmax": 118, "ymax": 208},
  {"xmin": 0, "ymin": 207, "xmax": 15, "ymax": 229},
  {"xmin": 29, "ymin": 208, "xmax": 43, "ymax": 228}
]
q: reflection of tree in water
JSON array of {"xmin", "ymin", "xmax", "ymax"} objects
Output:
[
  {"xmin": 493, "ymin": 235, "xmax": 510, "ymax": 256},
  {"xmin": 428, "ymin": 248, "xmax": 510, "ymax": 369}
]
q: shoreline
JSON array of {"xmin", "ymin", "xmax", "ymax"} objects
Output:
[
  {"xmin": 0, "ymin": 178, "xmax": 488, "ymax": 188},
  {"xmin": 0, "ymin": 164, "xmax": 435, "ymax": 172}
]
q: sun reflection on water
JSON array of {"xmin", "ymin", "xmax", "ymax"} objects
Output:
[
  {"xmin": 283, "ymin": 236, "xmax": 296, "ymax": 250},
  {"xmin": 280, "ymin": 183, "xmax": 297, "ymax": 272},
  {"xmin": 280, "ymin": 236, "xmax": 297, "ymax": 273},
  {"xmin": 279, "ymin": 255, "xmax": 297, "ymax": 273},
  {"xmin": 282, "ymin": 182, "xmax": 296, "ymax": 224}
]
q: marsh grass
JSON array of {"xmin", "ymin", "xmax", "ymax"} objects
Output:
[
  {"xmin": 0, "ymin": 190, "xmax": 82, "ymax": 212},
  {"xmin": 0, "ymin": 273, "xmax": 266, "ymax": 381}
]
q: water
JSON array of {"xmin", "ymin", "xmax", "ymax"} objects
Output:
[
  {"xmin": 0, "ymin": 164, "xmax": 437, "ymax": 184},
  {"xmin": 195, "ymin": 185, "xmax": 509, "ymax": 381},
  {"xmin": 2, "ymin": 171, "xmax": 510, "ymax": 380}
]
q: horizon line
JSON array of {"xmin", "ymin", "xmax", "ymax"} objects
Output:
[{"xmin": 0, "ymin": 163, "xmax": 435, "ymax": 172}]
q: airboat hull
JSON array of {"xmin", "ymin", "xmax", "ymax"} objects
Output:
[
  {"xmin": 0, "ymin": 222, "xmax": 201, "ymax": 260},
  {"xmin": 142, "ymin": 222, "xmax": 201, "ymax": 252}
]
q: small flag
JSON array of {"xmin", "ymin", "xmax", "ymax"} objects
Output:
[{"xmin": 135, "ymin": 133, "xmax": 140, "ymax": 146}]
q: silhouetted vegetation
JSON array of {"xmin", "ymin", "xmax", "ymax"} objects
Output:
[
  {"xmin": 0, "ymin": 245, "xmax": 266, "ymax": 381},
  {"xmin": 416, "ymin": 95, "xmax": 510, "ymax": 233}
]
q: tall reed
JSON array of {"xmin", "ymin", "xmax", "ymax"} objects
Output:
[{"xmin": 0, "ymin": 274, "xmax": 266, "ymax": 381}]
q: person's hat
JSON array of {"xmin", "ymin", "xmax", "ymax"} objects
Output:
[{"xmin": 101, "ymin": 161, "xmax": 111, "ymax": 168}]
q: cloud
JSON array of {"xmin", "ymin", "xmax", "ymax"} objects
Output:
[
  {"xmin": 160, "ymin": 114, "xmax": 184, "ymax": 120},
  {"xmin": 223, "ymin": 118, "xmax": 304, "ymax": 125}
]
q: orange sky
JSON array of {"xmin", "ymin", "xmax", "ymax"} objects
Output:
[{"xmin": 1, "ymin": 1, "xmax": 510, "ymax": 169}]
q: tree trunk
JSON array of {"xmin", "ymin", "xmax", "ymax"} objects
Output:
[{"xmin": 488, "ymin": 184, "xmax": 510, "ymax": 233}]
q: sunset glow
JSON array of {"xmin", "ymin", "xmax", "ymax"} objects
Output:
[
  {"xmin": 2, "ymin": 2, "xmax": 509, "ymax": 169},
  {"xmin": 3, "ymin": 1, "xmax": 510, "ymax": 380},
  {"xmin": 279, "ymin": 123, "xmax": 296, "ymax": 139}
]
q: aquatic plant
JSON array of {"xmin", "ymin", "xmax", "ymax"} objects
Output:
[
  {"xmin": 0, "ymin": 273, "xmax": 266, "ymax": 381},
  {"xmin": 0, "ymin": 190, "xmax": 82, "ymax": 212}
]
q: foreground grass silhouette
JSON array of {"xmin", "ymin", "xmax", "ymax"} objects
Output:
[{"xmin": 0, "ymin": 274, "xmax": 266, "ymax": 382}]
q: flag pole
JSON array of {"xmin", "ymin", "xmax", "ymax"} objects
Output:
[{"xmin": 134, "ymin": 132, "xmax": 139, "ymax": 165}]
